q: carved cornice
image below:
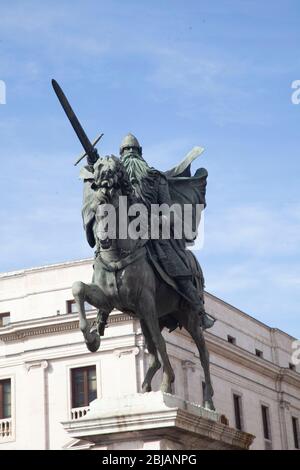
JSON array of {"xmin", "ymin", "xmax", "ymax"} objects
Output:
[
  {"xmin": 279, "ymin": 399, "xmax": 290, "ymax": 410},
  {"xmin": 278, "ymin": 368, "xmax": 300, "ymax": 388},
  {"xmin": 182, "ymin": 360, "xmax": 196, "ymax": 372},
  {"xmin": 113, "ymin": 346, "xmax": 139, "ymax": 358},
  {"xmin": 0, "ymin": 312, "xmax": 132, "ymax": 343},
  {"xmin": 0, "ymin": 320, "xmax": 80, "ymax": 342},
  {"xmin": 0, "ymin": 257, "xmax": 93, "ymax": 280},
  {"xmin": 206, "ymin": 333, "xmax": 279, "ymax": 379},
  {"xmin": 25, "ymin": 360, "xmax": 49, "ymax": 372},
  {"xmin": 204, "ymin": 333, "xmax": 300, "ymax": 389}
]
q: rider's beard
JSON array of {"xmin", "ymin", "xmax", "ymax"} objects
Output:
[{"xmin": 121, "ymin": 153, "xmax": 150, "ymax": 181}]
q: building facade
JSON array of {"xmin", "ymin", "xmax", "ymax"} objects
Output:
[{"xmin": 0, "ymin": 258, "xmax": 299, "ymax": 450}]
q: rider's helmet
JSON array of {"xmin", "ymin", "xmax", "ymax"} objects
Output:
[{"xmin": 119, "ymin": 133, "xmax": 142, "ymax": 157}]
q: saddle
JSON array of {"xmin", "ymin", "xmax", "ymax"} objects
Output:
[{"xmin": 146, "ymin": 243, "xmax": 204, "ymax": 304}]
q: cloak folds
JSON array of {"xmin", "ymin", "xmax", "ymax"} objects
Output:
[
  {"xmin": 164, "ymin": 146, "xmax": 207, "ymax": 243},
  {"xmin": 166, "ymin": 171, "xmax": 207, "ymax": 243}
]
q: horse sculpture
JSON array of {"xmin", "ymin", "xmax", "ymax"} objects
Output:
[{"xmin": 72, "ymin": 156, "xmax": 215, "ymax": 410}]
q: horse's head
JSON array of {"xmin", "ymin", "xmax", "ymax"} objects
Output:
[
  {"xmin": 92, "ymin": 156, "xmax": 135, "ymax": 250},
  {"xmin": 93, "ymin": 155, "xmax": 134, "ymax": 202}
]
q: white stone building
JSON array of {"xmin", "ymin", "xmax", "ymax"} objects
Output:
[{"xmin": 0, "ymin": 258, "xmax": 299, "ymax": 450}]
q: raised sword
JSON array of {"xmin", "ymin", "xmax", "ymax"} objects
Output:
[{"xmin": 51, "ymin": 79, "xmax": 101, "ymax": 165}]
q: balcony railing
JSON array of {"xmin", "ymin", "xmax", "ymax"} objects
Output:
[
  {"xmin": 71, "ymin": 406, "xmax": 90, "ymax": 420},
  {"xmin": 0, "ymin": 418, "xmax": 12, "ymax": 440}
]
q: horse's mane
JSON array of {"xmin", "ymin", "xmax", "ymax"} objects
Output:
[{"xmin": 93, "ymin": 155, "xmax": 137, "ymax": 205}]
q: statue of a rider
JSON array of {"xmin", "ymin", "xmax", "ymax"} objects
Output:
[
  {"xmin": 119, "ymin": 134, "xmax": 214, "ymax": 331},
  {"xmin": 51, "ymin": 80, "xmax": 215, "ymax": 407},
  {"xmin": 80, "ymin": 132, "xmax": 214, "ymax": 332}
]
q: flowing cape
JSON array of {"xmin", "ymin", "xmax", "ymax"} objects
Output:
[{"xmin": 165, "ymin": 146, "xmax": 207, "ymax": 243}]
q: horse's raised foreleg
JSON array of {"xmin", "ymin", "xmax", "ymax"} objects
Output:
[
  {"xmin": 72, "ymin": 281, "xmax": 111, "ymax": 353},
  {"xmin": 139, "ymin": 296, "xmax": 175, "ymax": 394},
  {"xmin": 140, "ymin": 319, "xmax": 161, "ymax": 392},
  {"xmin": 182, "ymin": 311, "xmax": 215, "ymax": 410}
]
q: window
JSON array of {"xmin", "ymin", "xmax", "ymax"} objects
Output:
[
  {"xmin": 67, "ymin": 300, "xmax": 94, "ymax": 314},
  {"xmin": 71, "ymin": 366, "xmax": 97, "ymax": 409},
  {"xmin": 233, "ymin": 394, "xmax": 243, "ymax": 431},
  {"xmin": 227, "ymin": 335, "xmax": 236, "ymax": 345},
  {"xmin": 292, "ymin": 417, "xmax": 299, "ymax": 449},
  {"xmin": 67, "ymin": 300, "xmax": 78, "ymax": 314},
  {"xmin": 220, "ymin": 414, "xmax": 229, "ymax": 426},
  {"xmin": 255, "ymin": 349, "xmax": 263, "ymax": 358},
  {"xmin": 261, "ymin": 405, "xmax": 272, "ymax": 447},
  {"xmin": 0, "ymin": 313, "xmax": 10, "ymax": 327},
  {"xmin": 0, "ymin": 379, "xmax": 11, "ymax": 419},
  {"xmin": 289, "ymin": 363, "xmax": 296, "ymax": 371}
]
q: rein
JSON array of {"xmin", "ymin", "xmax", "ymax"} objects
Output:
[
  {"xmin": 96, "ymin": 245, "xmax": 147, "ymax": 272},
  {"xmin": 93, "ymin": 159, "xmax": 147, "ymax": 272}
]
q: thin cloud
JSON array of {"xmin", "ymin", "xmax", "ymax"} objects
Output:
[
  {"xmin": 204, "ymin": 260, "xmax": 300, "ymax": 337},
  {"xmin": 204, "ymin": 204, "xmax": 300, "ymax": 257}
]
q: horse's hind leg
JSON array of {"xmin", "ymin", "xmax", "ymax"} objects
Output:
[
  {"xmin": 139, "ymin": 295, "xmax": 175, "ymax": 394},
  {"xmin": 181, "ymin": 310, "xmax": 215, "ymax": 410},
  {"xmin": 72, "ymin": 281, "xmax": 111, "ymax": 353},
  {"xmin": 140, "ymin": 319, "xmax": 161, "ymax": 393}
]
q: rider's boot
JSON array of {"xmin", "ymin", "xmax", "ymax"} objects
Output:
[{"xmin": 176, "ymin": 279, "xmax": 216, "ymax": 330}]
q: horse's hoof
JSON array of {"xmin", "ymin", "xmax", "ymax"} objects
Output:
[
  {"xmin": 141, "ymin": 382, "xmax": 152, "ymax": 393},
  {"xmin": 86, "ymin": 333, "xmax": 101, "ymax": 353},
  {"xmin": 203, "ymin": 400, "xmax": 216, "ymax": 411},
  {"xmin": 160, "ymin": 383, "xmax": 173, "ymax": 394}
]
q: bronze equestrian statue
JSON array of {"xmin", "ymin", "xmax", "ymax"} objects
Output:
[{"xmin": 52, "ymin": 80, "xmax": 215, "ymax": 410}]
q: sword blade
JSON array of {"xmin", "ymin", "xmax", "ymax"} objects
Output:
[{"xmin": 52, "ymin": 79, "xmax": 94, "ymax": 156}]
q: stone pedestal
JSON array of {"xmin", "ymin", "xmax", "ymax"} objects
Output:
[{"xmin": 62, "ymin": 392, "xmax": 254, "ymax": 450}]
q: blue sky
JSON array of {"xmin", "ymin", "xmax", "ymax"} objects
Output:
[{"xmin": 0, "ymin": 0, "xmax": 299, "ymax": 337}]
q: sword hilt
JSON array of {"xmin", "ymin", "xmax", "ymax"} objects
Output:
[{"xmin": 74, "ymin": 133, "xmax": 104, "ymax": 166}]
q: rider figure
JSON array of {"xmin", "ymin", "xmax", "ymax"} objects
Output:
[{"xmin": 119, "ymin": 134, "xmax": 215, "ymax": 331}]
